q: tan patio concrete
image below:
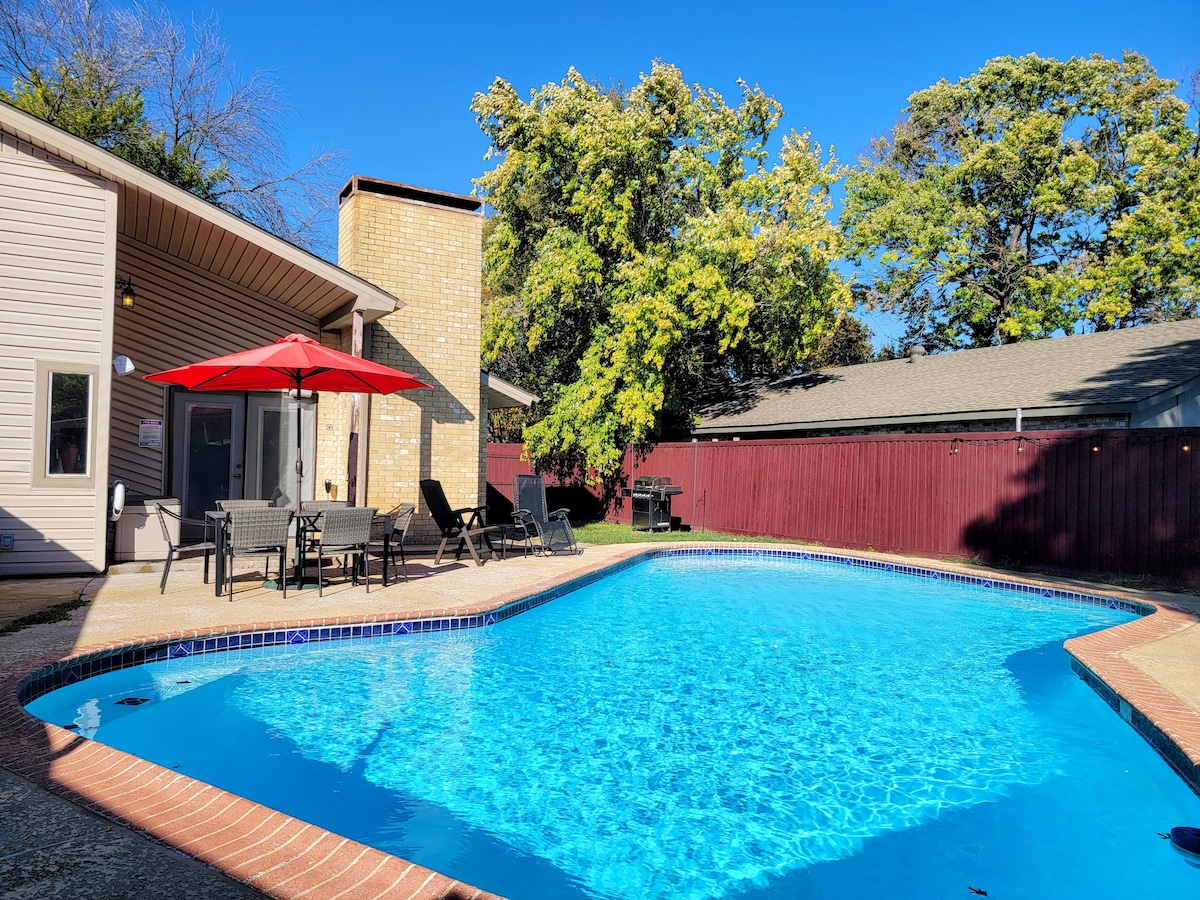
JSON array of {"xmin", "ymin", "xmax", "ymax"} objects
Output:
[
  {"xmin": 3, "ymin": 543, "xmax": 1200, "ymax": 899},
  {"xmin": 1123, "ymin": 621, "xmax": 1200, "ymax": 711}
]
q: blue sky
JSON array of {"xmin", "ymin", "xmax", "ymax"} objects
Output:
[{"xmin": 212, "ymin": 0, "xmax": 1198, "ymax": 343}]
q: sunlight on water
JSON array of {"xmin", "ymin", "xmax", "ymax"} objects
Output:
[{"xmin": 27, "ymin": 557, "xmax": 1200, "ymax": 899}]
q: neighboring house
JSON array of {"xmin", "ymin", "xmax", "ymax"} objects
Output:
[
  {"xmin": 0, "ymin": 104, "xmax": 528, "ymax": 575},
  {"xmin": 693, "ymin": 319, "xmax": 1200, "ymax": 439}
]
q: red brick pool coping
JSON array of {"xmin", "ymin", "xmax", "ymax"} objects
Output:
[{"xmin": 2, "ymin": 544, "xmax": 1200, "ymax": 898}]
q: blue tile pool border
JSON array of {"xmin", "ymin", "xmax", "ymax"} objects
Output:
[
  {"xmin": 1069, "ymin": 657, "xmax": 1200, "ymax": 796},
  {"xmin": 17, "ymin": 547, "xmax": 1155, "ymax": 707}
]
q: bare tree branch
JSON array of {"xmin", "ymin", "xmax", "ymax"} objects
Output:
[{"xmin": 0, "ymin": 0, "xmax": 343, "ymax": 255}]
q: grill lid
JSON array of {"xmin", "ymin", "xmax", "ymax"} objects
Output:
[{"xmin": 634, "ymin": 475, "xmax": 672, "ymax": 488}]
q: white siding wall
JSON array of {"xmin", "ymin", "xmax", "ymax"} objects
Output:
[
  {"xmin": 1133, "ymin": 378, "xmax": 1200, "ymax": 429},
  {"xmin": 0, "ymin": 133, "xmax": 115, "ymax": 574}
]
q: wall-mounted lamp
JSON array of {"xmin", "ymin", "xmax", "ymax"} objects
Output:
[
  {"xmin": 1091, "ymin": 442, "xmax": 1100, "ymax": 453},
  {"xmin": 1184, "ymin": 443, "xmax": 1192, "ymax": 453},
  {"xmin": 112, "ymin": 355, "xmax": 135, "ymax": 376},
  {"xmin": 116, "ymin": 276, "xmax": 136, "ymax": 309}
]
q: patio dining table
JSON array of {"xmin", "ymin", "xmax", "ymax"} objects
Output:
[{"xmin": 208, "ymin": 508, "xmax": 315, "ymax": 595}]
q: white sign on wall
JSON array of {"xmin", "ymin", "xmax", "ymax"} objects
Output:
[{"xmin": 138, "ymin": 418, "xmax": 163, "ymax": 448}]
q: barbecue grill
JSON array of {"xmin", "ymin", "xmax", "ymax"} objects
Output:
[{"xmin": 623, "ymin": 475, "xmax": 683, "ymax": 531}]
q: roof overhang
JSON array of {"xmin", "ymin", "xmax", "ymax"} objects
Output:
[
  {"xmin": 693, "ymin": 402, "xmax": 1139, "ymax": 436},
  {"xmin": 482, "ymin": 372, "xmax": 538, "ymax": 409},
  {"xmin": 0, "ymin": 100, "xmax": 400, "ymax": 330}
]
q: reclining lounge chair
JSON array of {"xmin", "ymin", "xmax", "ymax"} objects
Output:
[{"xmin": 513, "ymin": 474, "xmax": 578, "ymax": 555}]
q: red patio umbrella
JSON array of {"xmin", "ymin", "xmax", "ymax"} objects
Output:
[{"xmin": 145, "ymin": 333, "xmax": 430, "ymax": 505}]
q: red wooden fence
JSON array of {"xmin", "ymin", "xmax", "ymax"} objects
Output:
[{"xmin": 488, "ymin": 428, "xmax": 1200, "ymax": 584}]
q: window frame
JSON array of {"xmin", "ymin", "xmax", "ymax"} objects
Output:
[{"xmin": 32, "ymin": 361, "xmax": 99, "ymax": 490}]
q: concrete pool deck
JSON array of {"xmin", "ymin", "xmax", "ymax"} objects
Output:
[{"xmin": 2, "ymin": 543, "xmax": 1200, "ymax": 898}]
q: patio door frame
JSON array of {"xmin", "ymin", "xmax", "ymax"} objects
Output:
[
  {"xmin": 171, "ymin": 393, "xmax": 246, "ymax": 524},
  {"xmin": 170, "ymin": 390, "xmax": 316, "ymax": 520}
]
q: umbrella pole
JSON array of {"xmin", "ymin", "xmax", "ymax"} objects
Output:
[{"xmin": 294, "ymin": 383, "xmax": 303, "ymax": 510}]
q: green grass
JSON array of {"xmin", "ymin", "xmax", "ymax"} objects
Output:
[
  {"xmin": 573, "ymin": 521, "xmax": 816, "ymax": 547},
  {"xmin": 571, "ymin": 526, "xmax": 1200, "ymax": 596}
]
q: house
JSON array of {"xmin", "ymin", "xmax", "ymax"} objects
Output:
[
  {"xmin": 693, "ymin": 319, "xmax": 1200, "ymax": 439},
  {"xmin": 0, "ymin": 102, "xmax": 525, "ymax": 575}
]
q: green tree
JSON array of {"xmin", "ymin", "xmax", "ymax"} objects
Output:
[
  {"xmin": 842, "ymin": 52, "xmax": 1200, "ymax": 351},
  {"xmin": 474, "ymin": 64, "xmax": 852, "ymax": 480},
  {"xmin": 0, "ymin": 0, "xmax": 341, "ymax": 254},
  {"xmin": 807, "ymin": 314, "xmax": 874, "ymax": 369},
  {"xmin": 1, "ymin": 56, "xmax": 222, "ymax": 198}
]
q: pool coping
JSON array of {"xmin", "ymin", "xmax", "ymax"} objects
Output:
[{"xmin": 2, "ymin": 544, "xmax": 1199, "ymax": 898}]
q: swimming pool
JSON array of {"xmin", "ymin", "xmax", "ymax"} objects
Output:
[{"xmin": 24, "ymin": 552, "xmax": 1200, "ymax": 898}]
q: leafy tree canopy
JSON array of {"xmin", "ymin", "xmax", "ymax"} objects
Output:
[
  {"xmin": 2, "ymin": 56, "xmax": 223, "ymax": 198},
  {"xmin": 474, "ymin": 63, "xmax": 852, "ymax": 479},
  {"xmin": 842, "ymin": 52, "xmax": 1200, "ymax": 351}
]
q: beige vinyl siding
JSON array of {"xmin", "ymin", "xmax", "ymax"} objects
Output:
[
  {"xmin": 110, "ymin": 235, "xmax": 319, "ymax": 497},
  {"xmin": 0, "ymin": 133, "xmax": 116, "ymax": 575}
]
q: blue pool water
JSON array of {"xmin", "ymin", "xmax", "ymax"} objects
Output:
[{"xmin": 26, "ymin": 556, "xmax": 1200, "ymax": 898}]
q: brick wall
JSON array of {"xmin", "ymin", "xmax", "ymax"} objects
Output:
[{"xmin": 319, "ymin": 185, "xmax": 484, "ymax": 542}]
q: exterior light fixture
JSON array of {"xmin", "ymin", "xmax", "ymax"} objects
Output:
[
  {"xmin": 116, "ymin": 276, "xmax": 136, "ymax": 309},
  {"xmin": 1092, "ymin": 443, "xmax": 1100, "ymax": 453},
  {"xmin": 1184, "ymin": 443, "xmax": 1192, "ymax": 453}
]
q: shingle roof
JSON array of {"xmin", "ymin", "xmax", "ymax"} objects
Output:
[{"xmin": 695, "ymin": 318, "xmax": 1200, "ymax": 434}]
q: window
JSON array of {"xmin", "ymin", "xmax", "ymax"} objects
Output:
[
  {"xmin": 48, "ymin": 372, "xmax": 91, "ymax": 475},
  {"xmin": 33, "ymin": 362, "xmax": 98, "ymax": 489}
]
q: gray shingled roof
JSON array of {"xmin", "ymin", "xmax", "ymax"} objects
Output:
[{"xmin": 695, "ymin": 318, "xmax": 1200, "ymax": 434}]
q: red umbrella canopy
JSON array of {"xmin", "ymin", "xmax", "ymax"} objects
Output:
[{"xmin": 144, "ymin": 334, "xmax": 430, "ymax": 394}]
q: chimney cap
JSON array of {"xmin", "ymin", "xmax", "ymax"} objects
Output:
[{"xmin": 907, "ymin": 344, "xmax": 928, "ymax": 361}]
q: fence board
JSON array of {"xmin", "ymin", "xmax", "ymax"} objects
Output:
[{"xmin": 487, "ymin": 428, "xmax": 1200, "ymax": 584}]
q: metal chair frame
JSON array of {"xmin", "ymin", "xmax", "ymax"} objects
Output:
[
  {"xmin": 154, "ymin": 502, "xmax": 216, "ymax": 594},
  {"xmin": 370, "ymin": 502, "xmax": 415, "ymax": 585},
  {"xmin": 513, "ymin": 474, "xmax": 578, "ymax": 555}
]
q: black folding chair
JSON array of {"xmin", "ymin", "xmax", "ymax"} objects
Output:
[{"xmin": 420, "ymin": 479, "xmax": 496, "ymax": 565}]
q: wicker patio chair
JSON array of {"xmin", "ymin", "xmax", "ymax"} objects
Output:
[
  {"xmin": 513, "ymin": 474, "xmax": 578, "ymax": 555},
  {"xmin": 369, "ymin": 502, "xmax": 415, "ymax": 585},
  {"xmin": 314, "ymin": 507, "xmax": 377, "ymax": 596},
  {"xmin": 299, "ymin": 500, "xmax": 348, "ymax": 513},
  {"xmin": 224, "ymin": 506, "xmax": 293, "ymax": 599},
  {"xmin": 299, "ymin": 499, "xmax": 349, "ymax": 550},
  {"xmin": 217, "ymin": 499, "xmax": 272, "ymax": 511},
  {"xmin": 154, "ymin": 502, "xmax": 216, "ymax": 594}
]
